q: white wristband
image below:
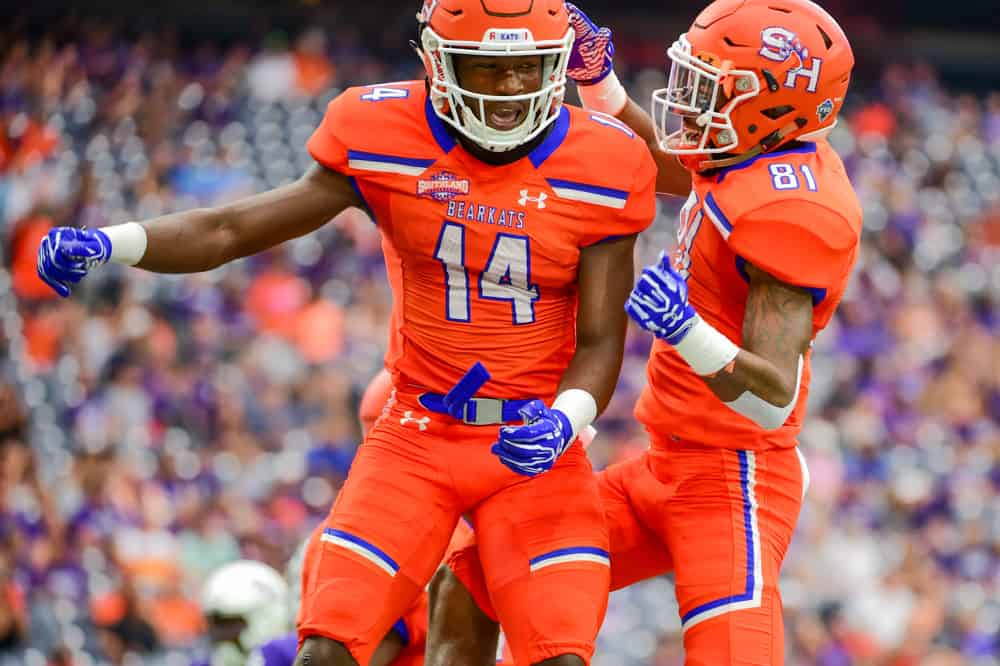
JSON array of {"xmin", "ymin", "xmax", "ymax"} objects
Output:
[
  {"xmin": 552, "ymin": 389, "xmax": 598, "ymax": 442},
  {"xmin": 673, "ymin": 316, "xmax": 741, "ymax": 376},
  {"xmin": 576, "ymin": 71, "xmax": 628, "ymax": 116},
  {"xmin": 102, "ymin": 222, "xmax": 148, "ymax": 265}
]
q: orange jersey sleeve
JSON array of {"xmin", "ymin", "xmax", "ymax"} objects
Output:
[
  {"xmin": 578, "ymin": 144, "xmax": 657, "ymax": 247},
  {"xmin": 307, "ymin": 82, "xmax": 432, "ymax": 178},
  {"xmin": 727, "ymin": 199, "xmax": 858, "ymax": 289},
  {"xmin": 542, "ymin": 109, "xmax": 657, "ymax": 247},
  {"xmin": 307, "ymin": 90, "xmax": 352, "ymax": 174}
]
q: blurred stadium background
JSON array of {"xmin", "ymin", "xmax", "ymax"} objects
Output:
[{"xmin": 1, "ymin": 1, "xmax": 998, "ymax": 664}]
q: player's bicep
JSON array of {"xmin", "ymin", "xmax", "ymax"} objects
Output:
[
  {"xmin": 576, "ymin": 234, "xmax": 637, "ymax": 346},
  {"xmin": 220, "ymin": 164, "xmax": 361, "ymax": 259},
  {"xmin": 294, "ymin": 163, "xmax": 364, "ymax": 227},
  {"xmin": 741, "ymin": 262, "xmax": 813, "ymax": 378}
]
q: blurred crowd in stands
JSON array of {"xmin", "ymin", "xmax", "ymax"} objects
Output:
[{"xmin": 0, "ymin": 15, "xmax": 998, "ymax": 666}]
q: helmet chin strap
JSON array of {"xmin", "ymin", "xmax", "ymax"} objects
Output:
[{"xmin": 696, "ymin": 117, "xmax": 806, "ymax": 171}]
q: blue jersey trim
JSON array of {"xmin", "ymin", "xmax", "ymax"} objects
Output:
[
  {"xmin": 391, "ymin": 618, "xmax": 411, "ymax": 646},
  {"xmin": 347, "ymin": 150, "xmax": 436, "ymax": 169},
  {"xmin": 545, "ymin": 178, "xmax": 629, "ymax": 200},
  {"xmin": 585, "ymin": 234, "xmax": 628, "ymax": 247},
  {"xmin": 347, "ymin": 176, "xmax": 375, "ymax": 224},
  {"xmin": 424, "ymin": 98, "xmax": 457, "ymax": 154},
  {"xmin": 715, "ymin": 143, "xmax": 818, "ymax": 183},
  {"xmin": 703, "ymin": 192, "xmax": 733, "ymax": 232},
  {"xmin": 529, "ymin": 107, "xmax": 570, "ymax": 168},
  {"xmin": 735, "ymin": 255, "xmax": 828, "ymax": 305}
]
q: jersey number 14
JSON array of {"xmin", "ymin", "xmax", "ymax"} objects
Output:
[{"xmin": 434, "ymin": 221, "xmax": 539, "ymax": 325}]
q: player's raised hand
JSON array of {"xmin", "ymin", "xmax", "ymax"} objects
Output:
[
  {"xmin": 626, "ymin": 252, "xmax": 698, "ymax": 344},
  {"xmin": 36, "ymin": 227, "xmax": 112, "ymax": 297},
  {"xmin": 491, "ymin": 400, "xmax": 574, "ymax": 476},
  {"xmin": 565, "ymin": 3, "xmax": 615, "ymax": 85}
]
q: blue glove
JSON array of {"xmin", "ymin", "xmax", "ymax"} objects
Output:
[
  {"xmin": 626, "ymin": 252, "xmax": 698, "ymax": 344},
  {"xmin": 36, "ymin": 227, "xmax": 112, "ymax": 297},
  {"xmin": 566, "ymin": 3, "xmax": 615, "ymax": 85},
  {"xmin": 491, "ymin": 400, "xmax": 574, "ymax": 476}
]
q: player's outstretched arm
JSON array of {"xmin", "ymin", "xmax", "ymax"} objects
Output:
[
  {"xmin": 138, "ymin": 165, "xmax": 360, "ymax": 273},
  {"xmin": 566, "ymin": 3, "xmax": 691, "ymax": 197},
  {"xmin": 37, "ymin": 165, "xmax": 360, "ymax": 295}
]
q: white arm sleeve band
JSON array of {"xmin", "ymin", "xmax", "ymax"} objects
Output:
[
  {"xmin": 724, "ymin": 355, "xmax": 804, "ymax": 431},
  {"xmin": 576, "ymin": 71, "xmax": 628, "ymax": 117},
  {"xmin": 673, "ymin": 317, "xmax": 741, "ymax": 376},
  {"xmin": 103, "ymin": 222, "xmax": 148, "ymax": 266},
  {"xmin": 552, "ymin": 389, "xmax": 598, "ymax": 441}
]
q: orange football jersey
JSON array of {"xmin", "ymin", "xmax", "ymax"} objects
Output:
[
  {"xmin": 636, "ymin": 141, "xmax": 861, "ymax": 451},
  {"xmin": 308, "ymin": 81, "xmax": 656, "ymax": 399}
]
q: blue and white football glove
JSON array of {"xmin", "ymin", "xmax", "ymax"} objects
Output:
[
  {"xmin": 491, "ymin": 400, "xmax": 574, "ymax": 477},
  {"xmin": 626, "ymin": 252, "xmax": 698, "ymax": 344},
  {"xmin": 566, "ymin": 3, "xmax": 615, "ymax": 85},
  {"xmin": 36, "ymin": 227, "xmax": 112, "ymax": 298}
]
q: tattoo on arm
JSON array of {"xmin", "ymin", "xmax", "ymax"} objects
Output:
[
  {"xmin": 742, "ymin": 264, "xmax": 813, "ymax": 371},
  {"xmin": 702, "ymin": 263, "xmax": 813, "ymax": 405}
]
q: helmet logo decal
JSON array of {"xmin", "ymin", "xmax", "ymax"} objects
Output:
[
  {"xmin": 760, "ymin": 27, "xmax": 823, "ymax": 93},
  {"xmin": 759, "ymin": 27, "xmax": 809, "ymax": 65},
  {"xmin": 816, "ymin": 98, "xmax": 834, "ymax": 123}
]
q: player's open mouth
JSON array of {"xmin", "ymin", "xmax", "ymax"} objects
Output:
[
  {"xmin": 681, "ymin": 129, "xmax": 702, "ymax": 145},
  {"xmin": 680, "ymin": 119, "xmax": 703, "ymax": 145},
  {"xmin": 487, "ymin": 104, "xmax": 524, "ymax": 131}
]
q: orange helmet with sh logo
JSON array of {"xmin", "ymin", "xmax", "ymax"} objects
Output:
[
  {"xmin": 416, "ymin": 0, "xmax": 574, "ymax": 152},
  {"xmin": 652, "ymin": 0, "xmax": 854, "ymax": 171}
]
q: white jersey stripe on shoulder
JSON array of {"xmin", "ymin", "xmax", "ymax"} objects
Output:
[
  {"xmin": 548, "ymin": 187, "xmax": 627, "ymax": 209},
  {"xmin": 346, "ymin": 159, "xmax": 427, "ymax": 176}
]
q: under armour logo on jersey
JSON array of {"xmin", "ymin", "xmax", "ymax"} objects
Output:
[
  {"xmin": 518, "ymin": 190, "xmax": 547, "ymax": 209},
  {"xmin": 399, "ymin": 411, "xmax": 430, "ymax": 430}
]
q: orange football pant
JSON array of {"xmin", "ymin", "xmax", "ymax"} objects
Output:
[
  {"xmin": 448, "ymin": 438, "xmax": 808, "ymax": 665},
  {"xmin": 298, "ymin": 390, "xmax": 610, "ymax": 665}
]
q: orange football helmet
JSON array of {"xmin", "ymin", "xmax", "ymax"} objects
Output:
[
  {"xmin": 417, "ymin": 0, "xmax": 574, "ymax": 152},
  {"xmin": 652, "ymin": 0, "xmax": 854, "ymax": 171}
]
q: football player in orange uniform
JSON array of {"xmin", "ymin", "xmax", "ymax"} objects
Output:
[
  {"xmin": 425, "ymin": 1, "xmax": 862, "ymax": 664},
  {"xmin": 354, "ymin": 369, "xmax": 595, "ymax": 666},
  {"xmin": 36, "ymin": 1, "xmax": 658, "ymax": 664}
]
